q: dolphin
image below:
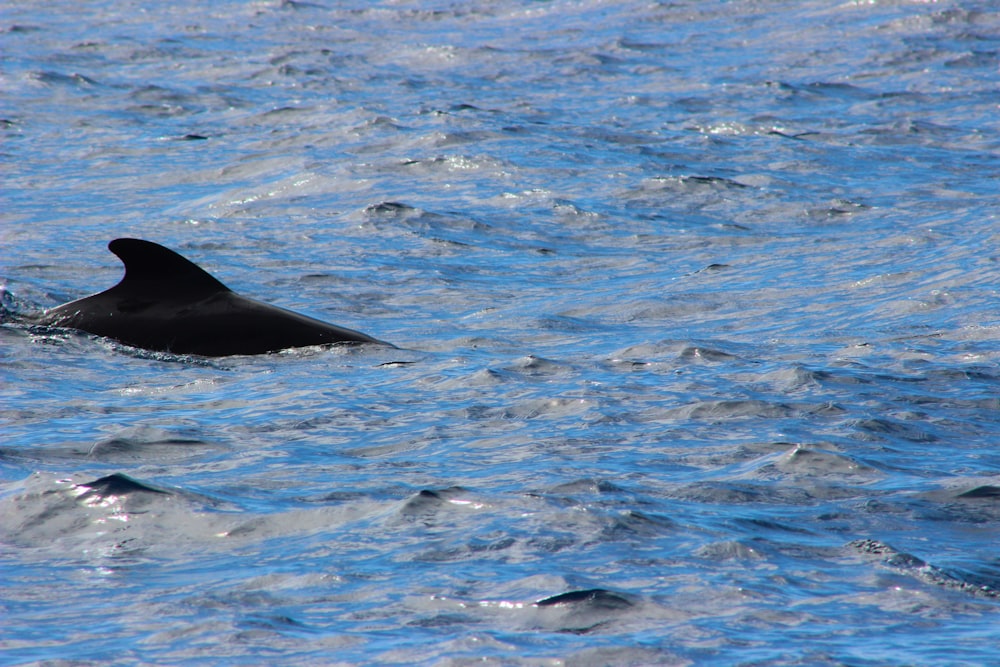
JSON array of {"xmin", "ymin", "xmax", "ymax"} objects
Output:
[{"xmin": 31, "ymin": 238, "xmax": 389, "ymax": 356}]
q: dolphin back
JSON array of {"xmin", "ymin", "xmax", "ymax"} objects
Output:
[{"xmin": 34, "ymin": 238, "xmax": 388, "ymax": 355}]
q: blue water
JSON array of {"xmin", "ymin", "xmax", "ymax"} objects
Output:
[{"xmin": 3, "ymin": 1, "xmax": 1000, "ymax": 664}]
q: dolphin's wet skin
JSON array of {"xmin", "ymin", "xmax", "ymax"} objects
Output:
[
  {"xmin": 31, "ymin": 239, "xmax": 390, "ymax": 356},
  {"xmin": 4, "ymin": 0, "xmax": 1000, "ymax": 664}
]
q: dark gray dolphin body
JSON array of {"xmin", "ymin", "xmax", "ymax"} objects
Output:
[{"xmin": 33, "ymin": 238, "xmax": 389, "ymax": 356}]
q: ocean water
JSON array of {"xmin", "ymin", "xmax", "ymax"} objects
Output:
[{"xmin": 3, "ymin": 0, "xmax": 1000, "ymax": 664}]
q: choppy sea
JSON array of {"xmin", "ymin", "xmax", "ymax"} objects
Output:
[{"xmin": 3, "ymin": 1, "xmax": 1000, "ymax": 664}]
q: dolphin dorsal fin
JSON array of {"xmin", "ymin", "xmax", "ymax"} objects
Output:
[{"xmin": 108, "ymin": 238, "xmax": 231, "ymax": 296}]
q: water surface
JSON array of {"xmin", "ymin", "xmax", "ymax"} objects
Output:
[{"xmin": 3, "ymin": 1, "xmax": 1000, "ymax": 664}]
